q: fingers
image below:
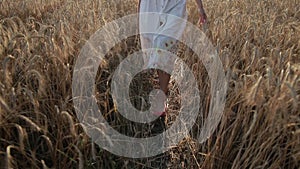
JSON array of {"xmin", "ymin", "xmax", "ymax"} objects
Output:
[
  {"xmin": 198, "ymin": 16, "xmax": 207, "ymax": 26},
  {"xmin": 200, "ymin": 16, "xmax": 206, "ymax": 24}
]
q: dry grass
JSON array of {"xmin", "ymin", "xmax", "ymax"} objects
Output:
[{"xmin": 0, "ymin": 0, "xmax": 299, "ymax": 168}]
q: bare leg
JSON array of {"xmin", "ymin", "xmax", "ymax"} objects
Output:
[{"xmin": 157, "ymin": 70, "xmax": 170, "ymax": 95}]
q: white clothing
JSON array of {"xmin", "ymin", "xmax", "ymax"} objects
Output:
[{"xmin": 139, "ymin": 0, "xmax": 187, "ymax": 72}]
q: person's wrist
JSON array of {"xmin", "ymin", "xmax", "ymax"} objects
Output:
[{"xmin": 198, "ymin": 7, "xmax": 204, "ymax": 13}]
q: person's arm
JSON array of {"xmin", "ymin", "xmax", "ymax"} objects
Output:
[
  {"xmin": 137, "ymin": 0, "xmax": 141, "ymax": 13},
  {"xmin": 194, "ymin": 0, "xmax": 207, "ymax": 25}
]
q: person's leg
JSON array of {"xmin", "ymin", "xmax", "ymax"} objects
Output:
[
  {"xmin": 150, "ymin": 70, "xmax": 169, "ymax": 131},
  {"xmin": 157, "ymin": 70, "xmax": 170, "ymax": 95}
]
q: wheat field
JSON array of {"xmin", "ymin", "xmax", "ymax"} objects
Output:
[{"xmin": 0, "ymin": 0, "xmax": 299, "ymax": 168}]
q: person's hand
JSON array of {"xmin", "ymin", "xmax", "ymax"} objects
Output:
[{"xmin": 198, "ymin": 7, "xmax": 207, "ymax": 26}]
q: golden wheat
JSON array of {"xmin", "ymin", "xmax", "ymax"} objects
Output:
[{"xmin": 0, "ymin": 0, "xmax": 299, "ymax": 168}]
